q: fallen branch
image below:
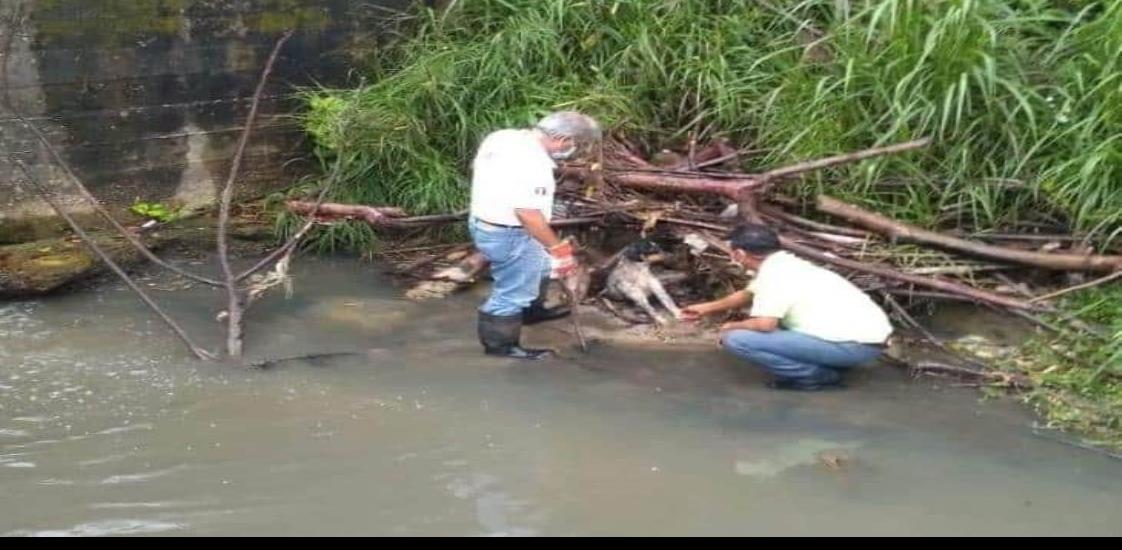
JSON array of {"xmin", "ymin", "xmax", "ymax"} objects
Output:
[
  {"xmin": 755, "ymin": 138, "xmax": 931, "ymax": 184},
  {"xmin": 818, "ymin": 195, "xmax": 1122, "ymax": 273},
  {"xmin": 760, "ymin": 205, "xmax": 873, "ymax": 239},
  {"xmin": 1030, "ymin": 270, "xmax": 1122, "ymax": 304},
  {"xmin": 597, "ymin": 138, "xmax": 932, "ymax": 201},
  {"xmin": 286, "ymin": 201, "xmax": 408, "ymax": 225},
  {"xmin": 13, "ymin": 160, "xmax": 213, "ymax": 361}
]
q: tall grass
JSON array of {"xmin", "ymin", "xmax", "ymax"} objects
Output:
[{"xmin": 303, "ymin": 0, "xmax": 1122, "ymax": 250}]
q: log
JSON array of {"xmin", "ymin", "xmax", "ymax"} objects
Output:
[
  {"xmin": 599, "ymin": 138, "xmax": 931, "ymax": 200},
  {"xmin": 756, "ymin": 139, "xmax": 931, "ymax": 183},
  {"xmin": 817, "ymin": 196, "xmax": 1122, "ymax": 273},
  {"xmin": 605, "ymin": 171, "xmax": 750, "ymax": 200},
  {"xmin": 286, "ymin": 201, "xmax": 408, "ymax": 225}
]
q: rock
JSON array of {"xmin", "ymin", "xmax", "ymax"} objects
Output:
[
  {"xmin": 0, "ymin": 234, "xmax": 139, "ymax": 297},
  {"xmin": 0, "ymin": 216, "xmax": 271, "ymax": 298}
]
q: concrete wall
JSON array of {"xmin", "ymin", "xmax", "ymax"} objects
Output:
[{"xmin": 0, "ymin": 0, "xmax": 407, "ymax": 243}]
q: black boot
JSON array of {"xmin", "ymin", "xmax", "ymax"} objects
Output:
[
  {"xmin": 522, "ymin": 280, "xmax": 571, "ymax": 326},
  {"xmin": 478, "ymin": 312, "xmax": 553, "ymax": 360},
  {"xmin": 767, "ymin": 369, "xmax": 845, "ymax": 392}
]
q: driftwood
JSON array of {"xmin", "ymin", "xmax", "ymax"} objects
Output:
[
  {"xmin": 817, "ymin": 196, "xmax": 1122, "ymax": 273},
  {"xmin": 286, "ymin": 201, "xmax": 409, "ymax": 225}
]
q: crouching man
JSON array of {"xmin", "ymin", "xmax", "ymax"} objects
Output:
[{"xmin": 682, "ymin": 224, "xmax": 893, "ymax": 391}]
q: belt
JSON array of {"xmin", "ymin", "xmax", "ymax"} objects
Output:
[{"xmin": 473, "ymin": 217, "xmax": 521, "ymax": 229}]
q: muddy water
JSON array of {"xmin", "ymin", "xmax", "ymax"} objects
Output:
[{"xmin": 1, "ymin": 259, "xmax": 1120, "ymax": 536}]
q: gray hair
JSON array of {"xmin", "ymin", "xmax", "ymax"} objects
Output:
[{"xmin": 535, "ymin": 111, "xmax": 603, "ymax": 147}]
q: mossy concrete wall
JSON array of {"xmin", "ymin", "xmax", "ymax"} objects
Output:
[{"xmin": 0, "ymin": 0, "xmax": 407, "ymax": 244}]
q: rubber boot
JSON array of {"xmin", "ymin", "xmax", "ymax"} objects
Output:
[
  {"xmin": 478, "ymin": 312, "xmax": 552, "ymax": 360},
  {"xmin": 522, "ymin": 279, "xmax": 571, "ymax": 326}
]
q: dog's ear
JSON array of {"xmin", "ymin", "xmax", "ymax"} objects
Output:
[{"xmin": 622, "ymin": 243, "xmax": 645, "ymax": 262}]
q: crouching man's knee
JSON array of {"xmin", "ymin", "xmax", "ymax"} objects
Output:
[{"xmin": 720, "ymin": 329, "xmax": 768, "ymax": 360}]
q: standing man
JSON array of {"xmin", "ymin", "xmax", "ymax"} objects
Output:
[
  {"xmin": 469, "ymin": 111, "xmax": 602, "ymax": 360},
  {"xmin": 682, "ymin": 224, "xmax": 893, "ymax": 390}
]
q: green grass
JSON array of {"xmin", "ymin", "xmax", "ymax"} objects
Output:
[
  {"xmin": 301, "ymin": 0, "xmax": 1122, "ymax": 253},
  {"xmin": 1005, "ymin": 284, "xmax": 1122, "ymax": 449},
  {"xmin": 292, "ymin": 0, "xmax": 1122, "ymax": 449},
  {"xmin": 293, "ymin": 0, "xmax": 1122, "ymax": 450}
]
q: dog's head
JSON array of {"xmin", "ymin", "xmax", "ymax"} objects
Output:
[{"xmin": 621, "ymin": 239, "xmax": 664, "ymax": 262}]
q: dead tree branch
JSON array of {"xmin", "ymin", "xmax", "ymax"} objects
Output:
[
  {"xmin": 13, "ymin": 160, "xmax": 213, "ymax": 361},
  {"xmin": 818, "ymin": 195, "xmax": 1122, "ymax": 273},
  {"xmin": 217, "ymin": 30, "xmax": 293, "ymax": 358}
]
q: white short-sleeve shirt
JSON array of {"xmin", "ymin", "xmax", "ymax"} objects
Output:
[
  {"xmin": 469, "ymin": 129, "xmax": 557, "ymax": 227},
  {"xmin": 748, "ymin": 251, "xmax": 893, "ymax": 344}
]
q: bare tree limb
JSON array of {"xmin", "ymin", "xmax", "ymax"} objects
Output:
[
  {"xmin": 1030, "ymin": 271, "xmax": 1122, "ymax": 304},
  {"xmin": 818, "ymin": 195, "xmax": 1122, "ymax": 273},
  {"xmin": 13, "ymin": 160, "xmax": 213, "ymax": 361},
  {"xmin": 236, "ymin": 159, "xmax": 341, "ymax": 282},
  {"xmin": 217, "ymin": 30, "xmax": 293, "ymax": 358},
  {"xmin": 756, "ymin": 138, "xmax": 931, "ymax": 184}
]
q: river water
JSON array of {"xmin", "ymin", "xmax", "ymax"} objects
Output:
[{"xmin": 1, "ymin": 258, "xmax": 1120, "ymax": 536}]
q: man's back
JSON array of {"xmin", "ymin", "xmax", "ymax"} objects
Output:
[
  {"xmin": 470, "ymin": 129, "xmax": 556, "ymax": 226},
  {"xmin": 749, "ymin": 251, "xmax": 892, "ymax": 344}
]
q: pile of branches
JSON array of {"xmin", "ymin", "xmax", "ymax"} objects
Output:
[{"xmin": 294, "ymin": 134, "xmax": 1122, "ymax": 384}]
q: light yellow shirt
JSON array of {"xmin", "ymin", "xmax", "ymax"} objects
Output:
[{"xmin": 747, "ymin": 251, "xmax": 893, "ymax": 344}]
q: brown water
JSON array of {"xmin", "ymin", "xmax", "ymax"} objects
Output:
[{"xmin": 1, "ymin": 259, "xmax": 1120, "ymax": 536}]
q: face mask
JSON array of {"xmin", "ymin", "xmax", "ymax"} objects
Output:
[{"xmin": 550, "ymin": 144, "xmax": 577, "ymax": 161}]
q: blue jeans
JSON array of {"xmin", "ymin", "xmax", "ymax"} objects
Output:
[
  {"xmin": 469, "ymin": 218, "xmax": 550, "ymax": 317},
  {"xmin": 720, "ymin": 329, "xmax": 883, "ymax": 384}
]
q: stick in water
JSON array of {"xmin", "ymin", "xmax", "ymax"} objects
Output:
[{"xmin": 560, "ymin": 281, "xmax": 589, "ymax": 353}]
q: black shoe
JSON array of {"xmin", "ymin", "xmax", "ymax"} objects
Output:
[
  {"xmin": 486, "ymin": 345, "xmax": 553, "ymax": 360},
  {"xmin": 522, "ymin": 304, "xmax": 572, "ymax": 325},
  {"xmin": 767, "ymin": 379, "xmax": 845, "ymax": 392},
  {"xmin": 522, "ymin": 280, "xmax": 571, "ymax": 325},
  {"xmin": 478, "ymin": 312, "xmax": 553, "ymax": 360}
]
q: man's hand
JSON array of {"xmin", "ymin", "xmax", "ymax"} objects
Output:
[
  {"xmin": 680, "ymin": 304, "xmax": 713, "ymax": 322},
  {"xmin": 549, "ymin": 241, "xmax": 578, "ymax": 280}
]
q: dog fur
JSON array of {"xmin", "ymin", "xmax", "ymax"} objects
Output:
[{"xmin": 604, "ymin": 240, "xmax": 682, "ymax": 325}]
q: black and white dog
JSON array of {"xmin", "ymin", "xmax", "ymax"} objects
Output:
[{"xmin": 604, "ymin": 239, "xmax": 682, "ymax": 325}]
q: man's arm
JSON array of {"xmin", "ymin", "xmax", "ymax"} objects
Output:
[
  {"xmin": 681, "ymin": 290, "xmax": 752, "ymax": 320},
  {"xmin": 515, "ymin": 208, "xmax": 562, "ymax": 249}
]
